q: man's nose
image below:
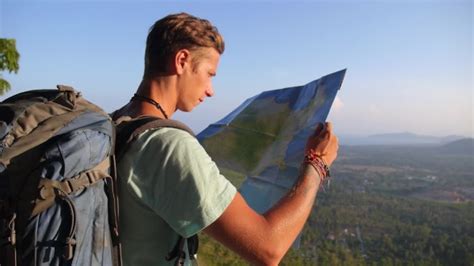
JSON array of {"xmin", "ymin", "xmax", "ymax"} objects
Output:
[{"xmin": 205, "ymin": 86, "xmax": 214, "ymax": 97}]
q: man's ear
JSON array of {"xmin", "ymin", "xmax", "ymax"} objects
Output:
[{"xmin": 175, "ymin": 49, "xmax": 191, "ymax": 75}]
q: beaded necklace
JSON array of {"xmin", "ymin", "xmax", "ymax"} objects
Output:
[{"xmin": 131, "ymin": 93, "xmax": 169, "ymax": 119}]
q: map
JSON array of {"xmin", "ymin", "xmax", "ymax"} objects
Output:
[{"xmin": 198, "ymin": 69, "xmax": 346, "ymax": 224}]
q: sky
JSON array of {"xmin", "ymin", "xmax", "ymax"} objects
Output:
[{"xmin": 1, "ymin": 0, "xmax": 472, "ymax": 137}]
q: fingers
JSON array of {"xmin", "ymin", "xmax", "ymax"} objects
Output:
[
  {"xmin": 313, "ymin": 122, "xmax": 331, "ymax": 137},
  {"xmin": 316, "ymin": 122, "xmax": 332, "ymax": 133},
  {"xmin": 313, "ymin": 122, "xmax": 324, "ymax": 136},
  {"xmin": 305, "ymin": 121, "xmax": 339, "ymax": 167},
  {"xmin": 326, "ymin": 123, "xmax": 338, "ymax": 148},
  {"xmin": 316, "ymin": 122, "xmax": 332, "ymax": 141},
  {"xmin": 325, "ymin": 122, "xmax": 333, "ymax": 133}
]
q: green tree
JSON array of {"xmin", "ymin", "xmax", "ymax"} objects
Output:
[{"xmin": 0, "ymin": 38, "xmax": 20, "ymax": 95}]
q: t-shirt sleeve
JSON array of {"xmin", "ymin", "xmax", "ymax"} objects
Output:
[{"xmin": 126, "ymin": 127, "xmax": 237, "ymax": 238}]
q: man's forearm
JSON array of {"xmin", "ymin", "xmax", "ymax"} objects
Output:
[
  {"xmin": 204, "ymin": 164, "xmax": 322, "ymax": 265},
  {"xmin": 262, "ymin": 164, "xmax": 322, "ymax": 258}
]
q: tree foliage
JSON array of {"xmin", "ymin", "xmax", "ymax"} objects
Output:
[
  {"xmin": 197, "ymin": 147, "xmax": 474, "ymax": 265},
  {"xmin": 0, "ymin": 38, "xmax": 20, "ymax": 96}
]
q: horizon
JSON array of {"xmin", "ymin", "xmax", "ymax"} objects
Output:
[
  {"xmin": 1, "ymin": 0, "xmax": 472, "ymax": 137},
  {"xmin": 341, "ymin": 131, "xmax": 471, "ymax": 138}
]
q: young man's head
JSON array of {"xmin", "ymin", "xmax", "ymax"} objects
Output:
[{"xmin": 143, "ymin": 12, "xmax": 225, "ymax": 79}]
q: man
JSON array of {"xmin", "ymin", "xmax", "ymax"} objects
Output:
[{"xmin": 114, "ymin": 13, "xmax": 338, "ymax": 265}]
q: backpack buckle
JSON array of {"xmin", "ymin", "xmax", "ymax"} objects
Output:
[
  {"xmin": 56, "ymin": 85, "xmax": 80, "ymax": 108},
  {"xmin": 63, "ymin": 237, "xmax": 76, "ymax": 260},
  {"xmin": 56, "ymin": 85, "xmax": 75, "ymax": 93},
  {"xmin": 8, "ymin": 213, "xmax": 16, "ymax": 246}
]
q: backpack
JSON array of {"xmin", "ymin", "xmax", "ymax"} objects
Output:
[
  {"xmin": 112, "ymin": 115, "xmax": 199, "ymax": 265},
  {"xmin": 0, "ymin": 85, "xmax": 121, "ymax": 266}
]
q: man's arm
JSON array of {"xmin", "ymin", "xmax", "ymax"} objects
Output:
[
  {"xmin": 204, "ymin": 122, "xmax": 338, "ymax": 265},
  {"xmin": 204, "ymin": 165, "xmax": 320, "ymax": 265}
]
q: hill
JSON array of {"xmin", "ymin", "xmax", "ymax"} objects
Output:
[
  {"xmin": 340, "ymin": 132, "xmax": 465, "ymax": 146},
  {"xmin": 438, "ymin": 138, "xmax": 474, "ymax": 155}
]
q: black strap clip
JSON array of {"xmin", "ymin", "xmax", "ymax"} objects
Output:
[{"xmin": 166, "ymin": 235, "xmax": 199, "ymax": 265}]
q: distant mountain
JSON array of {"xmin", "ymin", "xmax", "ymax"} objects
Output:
[
  {"xmin": 340, "ymin": 132, "xmax": 466, "ymax": 146},
  {"xmin": 439, "ymin": 135, "xmax": 467, "ymax": 144},
  {"xmin": 438, "ymin": 138, "xmax": 474, "ymax": 155},
  {"xmin": 369, "ymin": 132, "xmax": 440, "ymax": 145}
]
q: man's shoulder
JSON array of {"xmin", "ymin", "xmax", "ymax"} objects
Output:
[
  {"xmin": 139, "ymin": 126, "xmax": 194, "ymax": 142},
  {"xmin": 134, "ymin": 126, "xmax": 199, "ymax": 154}
]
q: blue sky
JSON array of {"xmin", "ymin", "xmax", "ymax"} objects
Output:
[{"xmin": 1, "ymin": 0, "xmax": 472, "ymax": 137}]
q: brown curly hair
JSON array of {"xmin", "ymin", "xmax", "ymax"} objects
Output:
[{"xmin": 143, "ymin": 12, "xmax": 225, "ymax": 78}]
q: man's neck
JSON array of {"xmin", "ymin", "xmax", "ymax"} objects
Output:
[{"xmin": 116, "ymin": 77, "xmax": 178, "ymax": 120}]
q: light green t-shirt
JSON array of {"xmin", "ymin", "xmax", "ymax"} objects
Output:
[{"xmin": 118, "ymin": 127, "xmax": 237, "ymax": 265}]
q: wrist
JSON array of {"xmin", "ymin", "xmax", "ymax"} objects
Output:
[
  {"xmin": 299, "ymin": 163, "xmax": 323, "ymax": 190},
  {"xmin": 303, "ymin": 150, "xmax": 330, "ymax": 178},
  {"xmin": 302, "ymin": 149, "xmax": 332, "ymax": 190},
  {"xmin": 301, "ymin": 163, "xmax": 322, "ymax": 180}
]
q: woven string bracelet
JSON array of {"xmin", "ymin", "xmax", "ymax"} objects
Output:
[{"xmin": 303, "ymin": 149, "xmax": 331, "ymax": 190}]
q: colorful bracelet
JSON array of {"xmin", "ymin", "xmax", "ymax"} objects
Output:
[{"xmin": 303, "ymin": 149, "xmax": 331, "ymax": 189}]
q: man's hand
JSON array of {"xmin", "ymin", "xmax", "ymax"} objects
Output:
[{"xmin": 304, "ymin": 122, "xmax": 339, "ymax": 167}]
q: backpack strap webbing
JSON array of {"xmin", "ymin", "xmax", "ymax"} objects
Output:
[
  {"xmin": 165, "ymin": 235, "xmax": 199, "ymax": 265},
  {"xmin": 107, "ymin": 155, "xmax": 122, "ymax": 266},
  {"xmin": 32, "ymin": 157, "xmax": 111, "ymax": 217},
  {"xmin": 26, "ymin": 158, "xmax": 113, "ymax": 262},
  {"xmin": 114, "ymin": 116, "xmax": 194, "ymax": 161},
  {"xmin": 0, "ymin": 213, "xmax": 17, "ymax": 266}
]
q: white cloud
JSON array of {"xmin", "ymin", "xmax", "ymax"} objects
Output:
[{"xmin": 333, "ymin": 96, "xmax": 344, "ymax": 111}]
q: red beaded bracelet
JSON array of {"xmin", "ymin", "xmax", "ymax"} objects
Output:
[{"xmin": 303, "ymin": 148, "xmax": 331, "ymax": 189}]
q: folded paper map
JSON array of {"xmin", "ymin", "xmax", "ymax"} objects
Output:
[{"xmin": 198, "ymin": 70, "xmax": 346, "ymax": 244}]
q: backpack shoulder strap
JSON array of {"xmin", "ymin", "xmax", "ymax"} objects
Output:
[
  {"xmin": 114, "ymin": 116, "xmax": 194, "ymax": 161},
  {"xmin": 129, "ymin": 117, "xmax": 194, "ymax": 139},
  {"xmin": 114, "ymin": 116, "xmax": 199, "ymax": 264}
]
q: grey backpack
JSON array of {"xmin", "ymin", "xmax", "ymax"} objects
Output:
[{"xmin": 0, "ymin": 86, "xmax": 121, "ymax": 266}]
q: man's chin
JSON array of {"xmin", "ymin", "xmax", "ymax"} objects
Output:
[{"xmin": 178, "ymin": 105, "xmax": 195, "ymax": 112}]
